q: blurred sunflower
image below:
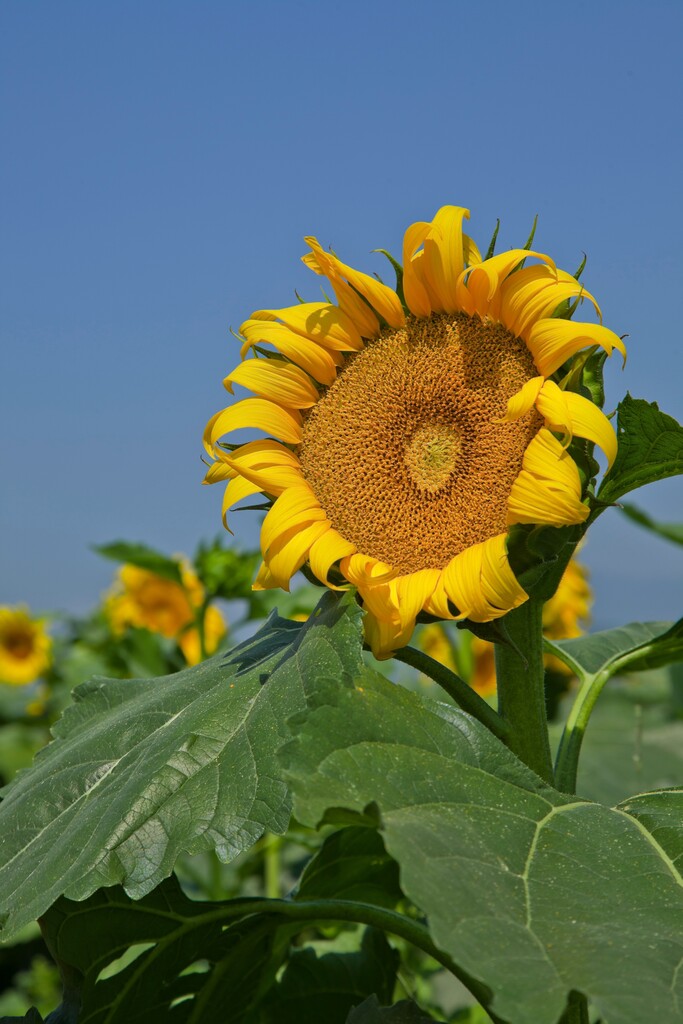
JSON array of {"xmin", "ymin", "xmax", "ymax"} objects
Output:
[
  {"xmin": 106, "ymin": 564, "xmax": 226, "ymax": 666},
  {"xmin": 204, "ymin": 205, "xmax": 624, "ymax": 657},
  {"xmin": 0, "ymin": 606, "xmax": 52, "ymax": 686},
  {"xmin": 421, "ymin": 555, "xmax": 592, "ymax": 697}
]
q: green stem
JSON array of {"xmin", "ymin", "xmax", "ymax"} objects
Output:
[
  {"xmin": 560, "ymin": 989, "xmax": 590, "ymax": 1023},
  {"xmin": 392, "ymin": 645, "xmax": 510, "ymax": 741},
  {"xmin": 554, "ymin": 668, "xmax": 610, "ymax": 793},
  {"xmin": 494, "ymin": 599, "xmax": 554, "ymax": 784},
  {"xmin": 191, "ymin": 896, "xmax": 505, "ymax": 1023},
  {"xmin": 263, "ymin": 832, "xmax": 281, "ymax": 899}
]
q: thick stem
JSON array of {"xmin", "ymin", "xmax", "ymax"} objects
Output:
[
  {"xmin": 494, "ymin": 599, "xmax": 554, "ymax": 784},
  {"xmin": 559, "ymin": 990, "xmax": 590, "ymax": 1023},
  {"xmin": 392, "ymin": 645, "xmax": 510, "ymax": 741}
]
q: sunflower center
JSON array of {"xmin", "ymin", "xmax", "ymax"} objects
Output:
[
  {"xmin": 299, "ymin": 312, "xmax": 542, "ymax": 574},
  {"xmin": 404, "ymin": 423, "xmax": 463, "ymax": 491},
  {"xmin": 2, "ymin": 629, "xmax": 33, "ymax": 660}
]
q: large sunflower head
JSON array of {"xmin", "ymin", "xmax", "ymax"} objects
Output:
[
  {"xmin": 0, "ymin": 605, "xmax": 52, "ymax": 686},
  {"xmin": 204, "ymin": 206, "xmax": 625, "ymax": 658}
]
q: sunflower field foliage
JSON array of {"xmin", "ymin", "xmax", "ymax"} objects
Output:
[{"xmin": 1, "ymin": 205, "xmax": 683, "ymax": 1024}]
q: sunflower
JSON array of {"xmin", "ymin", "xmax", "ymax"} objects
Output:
[
  {"xmin": 420, "ymin": 555, "xmax": 592, "ymax": 695},
  {"xmin": 105, "ymin": 563, "xmax": 226, "ymax": 666},
  {"xmin": 0, "ymin": 606, "xmax": 52, "ymax": 686},
  {"xmin": 204, "ymin": 206, "xmax": 625, "ymax": 658}
]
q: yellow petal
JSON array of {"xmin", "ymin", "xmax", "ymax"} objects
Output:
[
  {"xmin": 240, "ymin": 319, "xmax": 339, "ymax": 385},
  {"xmin": 253, "ymin": 561, "xmax": 278, "ymax": 591},
  {"xmin": 260, "ymin": 484, "xmax": 326, "ymax": 556},
  {"xmin": 422, "ymin": 205, "xmax": 470, "ymax": 313},
  {"xmin": 265, "ymin": 520, "xmax": 331, "ymax": 590},
  {"xmin": 393, "ymin": 569, "xmax": 442, "ymax": 630},
  {"xmin": 501, "ymin": 266, "xmax": 600, "ymax": 339},
  {"xmin": 308, "ymin": 529, "xmax": 356, "ymax": 587},
  {"xmin": 363, "ymin": 608, "xmax": 414, "ymax": 660},
  {"xmin": 535, "ymin": 380, "xmax": 574, "ymax": 446},
  {"xmin": 252, "ymin": 302, "xmax": 364, "ymax": 352},
  {"xmin": 203, "ymin": 461, "xmax": 234, "ymax": 485},
  {"xmin": 562, "ymin": 391, "xmax": 618, "ymax": 469},
  {"xmin": 507, "ymin": 429, "xmax": 589, "ymax": 526},
  {"xmin": 422, "ymin": 573, "xmax": 457, "ymax": 620},
  {"xmin": 224, "ymin": 358, "xmax": 320, "ymax": 408},
  {"xmin": 204, "ymin": 399, "xmax": 303, "ymax": 453},
  {"xmin": 498, "ymin": 376, "xmax": 544, "ymax": 422},
  {"xmin": 402, "ymin": 221, "xmax": 434, "ymax": 317},
  {"xmin": 340, "ymin": 553, "xmax": 397, "ymax": 589},
  {"xmin": 303, "ymin": 237, "xmax": 404, "ymax": 334},
  {"xmin": 222, "ymin": 475, "xmax": 262, "ymax": 527},
  {"xmin": 525, "ymin": 319, "xmax": 628, "ymax": 377},
  {"xmin": 443, "ymin": 535, "xmax": 526, "ymax": 622},
  {"xmin": 455, "ymin": 249, "xmax": 555, "ymax": 319}
]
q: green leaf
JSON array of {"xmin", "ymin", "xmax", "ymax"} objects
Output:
[
  {"xmin": 545, "ymin": 619, "xmax": 683, "ymax": 681},
  {"xmin": 38, "ymin": 877, "xmax": 292, "ymax": 1024},
  {"xmin": 617, "ymin": 788, "xmax": 683, "ymax": 871},
  {"xmin": 0, "ymin": 592, "xmax": 364, "ymax": 941},
  {"xmin": 282, "ymin": 673, "xmax": 683, "ymax": 1024},
  {"xmin": 92, "ymin": 541, "xmax": 184, "ymax": 585},
  {"xmin": 550, "ymin": 685, "xmax": 683, "ymax": 805},
  {"xmin": 260, "ymin": 928, "xmax": 398, "ymax": 1024},
  {"xmin": 619, "ymin": 502, "xmax": 683, "ymax": 546},
  {"xmin": 192, "ymin": 542, "xmax": 261, "ymax": 600},
  {"xmin": 346, "ymin": 994, "xmax": 443, "ymax": 1023},
  {"xmin": 597, "ymin": 396, "xmax": 683, "ymax": 505},
  {"xmin": 296, "ymin": 828, "xmax": 403, "ymax": 909}
]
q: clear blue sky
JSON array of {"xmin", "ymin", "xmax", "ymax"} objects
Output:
[{"xmin": 1, "ymin": 0, "xmax": 681, "ymax": 629}]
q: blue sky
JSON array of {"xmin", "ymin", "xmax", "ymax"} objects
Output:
[{"xmin": 1, "ymin": 0, "xmax": 681, "ymax": 629}]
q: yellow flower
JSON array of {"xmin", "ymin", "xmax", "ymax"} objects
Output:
[
  {"xmin": 0, "ymin": 606, "xmax": 52, "ymax": 686},
  {"xmin": 106, "ymin": 564, "xmax": 226, "ymax": 666},
  {"xmin": 204, "ymin": 206, "xmax": 624, "ymax": 658},
  {"xmin": 422, "ymin": 556, "xmax": 592, "ymax": 693}
]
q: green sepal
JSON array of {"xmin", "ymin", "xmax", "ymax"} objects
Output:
[
  {"xmin": 506, "ymin": 523, "xmax": 583, "ymax": 602},
  {"xmin": 373, "ymin": 249, "xmax": 405, "ymax": 307},
  {"xmin": 92, "ymin": 541, "xmax": 184, "ymax": 586},
  {"xmin": 484, "ymin": 219, "xmax": 500, "ymax": 260}
]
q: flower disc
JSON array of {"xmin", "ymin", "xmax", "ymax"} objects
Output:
[{"xmin": 299, "ymin": 313, "xmax": 542, "ymax": 574}]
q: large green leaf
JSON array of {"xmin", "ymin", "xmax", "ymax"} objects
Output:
[
  {"xmin": 296, "ymin": 827, "xmax": 402, "ymax": 909},
  {"xmin": 260, "ymin": 928, "xmax": 398, "ymax": 1024},
  {"xmin": 346, "ymin": 995, "xmax": 444, "ymax": 1022},
  {"xmin": 282, "ymin": 673, "xmax": 683, "ymax": 1024},
  {"xmin": 0, "ymin": 593, "xmax": 363, "ymax": 941},
  {"xmin": 39, "ymin": 877, "xmax": 294, "ymax": 1023},
  {"xmin": 545, "ymin": 619, "xmax": 683, "ymax": 680},
  {"xmin": 597, "ymin": 396, "xmax": 683, "ymax": 505},
  {"xmin": 619, "ymin": 502, "xmax": 683, "ymax": 546}
]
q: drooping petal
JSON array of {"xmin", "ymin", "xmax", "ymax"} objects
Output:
[
  {"xmin": 221, "ymin": 475, "xmax": 263, "ymax": 527},
  {"xmin": 502, "ymin": 266, "xmax": 601, "ymax": 339},
  {"xmin": 253, "ymin": 561, "xmax": 278, "ymax": 591},
  {"xmin": 498, "ymin": 376, "xmax": 544, "ymax": 422},
  {"xmin": 260, "ymin": 484, "xmax": 326, "ymax": 557},
  {"xmin": 507, "ymin": 429, "xmax": 589, "ymax": 526},
  {"xmin": 308, "ymin": 529, "xmax": 356, "ymax": 587},
  {"xmin": 303, "ymin": 237, "xmax": 405, "ymax": 333},
  {"xmin": 265, "ymin": 520, "xmax": 332, "ymax": 590},
  {"xmin": 525, "ymin": 319, "xmax": 627, "ymax": 377},
  {"xmin": 224, "ymin": 358, "xmax": 320, "ymax": 408},
  {"xmin": 204, "ymin": 398, "xmax": 303, "ymax": 453},
  {"xmin": 455, "ymin": 250, "xmax": 555, "ymax": 319},
  {"xmin": 363, "ymin": 607, "xmax": 415, "ymax": 661},
  {"xmin": 202, "ymin": 461, "xmax": 235, "ymax": 485},
  {"xmin": 252, "ymin": 302, "xmax": 364, "ymax": 352},
  {"xmin": 442, "ymin": 535, "xmax": 526, "ymax": 622},
  {"xmin": 392, "ymin": 569, "xmax": 442, "ymax": 630},
  {"xmin": 239, "ymin": 318, "xmax": 340, "ymax": 385}
]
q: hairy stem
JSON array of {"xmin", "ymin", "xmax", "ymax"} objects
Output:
[
  {"xmin": 391, "ymin": 645, "xmax": 510, "ymax": 740},
  {"xmin": 494, "ymin": 599, "xmax": 554, "ymax": 784}
]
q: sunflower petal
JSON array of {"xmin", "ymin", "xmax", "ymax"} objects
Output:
[
  {"xmin": 455, "ymin": 250, "xmax": 555, "ymax": 318},
  {"xmin": 240, "ymin": 319, "xmax": 339, "ymax": 385},
  {"xmin": 363, "ymin": 608, "xmax": 414, "ymax": 660},
  {"xmin": 253, "ymin": 561, "xmax": 278, "ymax": 591},
  {"xmin": 224, "ymin": 358, "xmax": 320, "ymax": 408},
  {"xmin": 507, "ymin": 429, "xmax": 589, "ymax": 526},
  {"xmin": 204, "ymin": 399, "xmax": 303, "ymax": 453},
  {"xmin": 222, "ymin": 475, "xmax": 262, "ymax": 527},
  {"xmin": 422, "ymin": 206, "xmax": 471, "ymax": 313},
  {"xmin": 393, "ymin": 569, "xmax": 442, "ymax": 630},
  {"xmin": 308, "ymin": 529, "xmax": 356, "ymax": 587},
  {"xmin": 443, "ymin": 536, "xmax": 526, "ymax": 622},
  {"xmin": 526, "ymin": 319, "xmax": 627, "ymax": 377},
  {"xmin": 498, "ymin": 376, "xmax": 544, "ymax": 422},
  {"xmin": 260, "ymin": 484, "xmax": 326, "ymax": 557},
  {"xmin": 252, "ymin": 302, "xmax": 364, "ymax": 352},
  {"xmin": 265, "ymin": 520, "xmax": 331, "ymax": 590},
  {"xmin": 402, "ymin": 221, "xmax": 434, "ymax": 317}
]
